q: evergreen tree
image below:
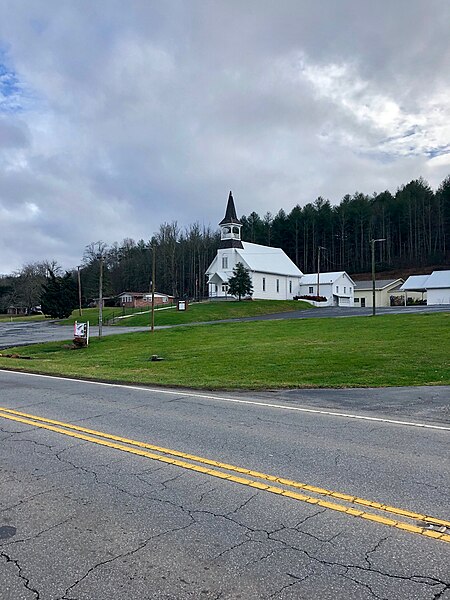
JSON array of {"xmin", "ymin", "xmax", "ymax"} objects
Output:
[
  {"xmin": 41, "ymin": 272, "xmax": 78, "ymax": 319},
  {"xmin": 227, "ymin": 262, "xmax": 253, "ymax": 301}
]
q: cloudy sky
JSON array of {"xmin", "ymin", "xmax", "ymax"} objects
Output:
[{"xmin": 1, "ymin": 0, "xmax": 449, "ymax": 273}]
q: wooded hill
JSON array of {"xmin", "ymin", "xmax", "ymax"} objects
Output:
[
  {"xmin": 240, "ymin": 176, "xmax": 450, "ymax": 275},
  {"xmin": 78, "ymin": 175, "xmax": 449, "ymax": 301},
  {"xmin": 1, "ymin": 175, "xmax": 449, "ymax": 311}
]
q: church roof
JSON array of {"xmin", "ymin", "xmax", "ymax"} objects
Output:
[
  {"xmin": 219, "ymin": 191, "xmax": 242, "ymax": 226},
  {"xmin": 236, "ymin": 242, "xmax": 303, "ymax": 277}
]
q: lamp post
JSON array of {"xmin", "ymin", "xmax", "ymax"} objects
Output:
[
  {"xmin": 317, "ymin": 246, "xmax": 326, "ymax": 298},
  {"xmin": 77, "ymin": 265, "xmax": 83, "ymax": 317},
  {"xmin": 98, "ymin": 254, "xmax": 103, "ymax": 337},
  {"xmin": 151, "ymin": 244, "xmax": 155, "ymax": 333},
  {"xmin": 371, "ymin": 238, "xmax": 386, "ymax": 316}
]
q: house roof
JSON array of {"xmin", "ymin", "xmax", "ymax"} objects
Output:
[
  {"xmin": 143, "ymin": 292, "xmax": 173, "ymax": 298},
  {"xmin": 424, "ymin": 270, "xmax": 450, "ymax": 289},
  {"xmin": 219, "ymin": 191, "xmax": 242, "ymax": 226},
  {"xmin": 118, "ymin": 291, "xmax": 172, "ymax": 298},
  {"xmin": 236, "ymin": 242, "xmax": 303, "ymax": 277},
  {"xmin": 399, "ymin": 271, "xmax": 450, "ymax": 292},
  {"xmin": 300, "ymin": 272, "xmax": 354, "ymax": 285},
  {"xmin": 400, "ymin": 275, "xmax": 430, "ymax": 291},
  {"xmin": 118, "ymin": 292, "xmax": 146, "ymax": 297},
  {"xmin": 354, "ymin": 278, "xmax": 403, "ymax": 291}
]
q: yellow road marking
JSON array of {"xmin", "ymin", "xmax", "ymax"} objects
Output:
[
  {"xmin": 2, "ymin": 406, "xmax": 449, "ymax": 529},
  {"xmin": 0, "ymin": 407, "xmax": 449, "ymax": 544}
]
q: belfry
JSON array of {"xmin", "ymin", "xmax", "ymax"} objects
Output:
[{"xmin": 218, "ymin": 192, "xmax": 243, "ymax": 249}]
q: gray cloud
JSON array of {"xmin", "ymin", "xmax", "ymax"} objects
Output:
[{"xmin": 0, "ymin": 0, "xmax": 449, "ymax": 272}]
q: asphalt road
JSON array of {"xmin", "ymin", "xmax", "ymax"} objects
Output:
[
  {"xmin": 1, "ymin": 305, "xmax": 449, "ymax": 350},
  {"xmin": 0, "ymin": 321, "xmax": 150, "ymax": 350},
  {"xmin": 1, "ymin": 371, "xmax": 449, "ymax": 599}
]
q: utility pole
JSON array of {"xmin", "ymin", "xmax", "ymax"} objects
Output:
[
  {"xmin": 371, "ymin": 238, "xmax": 386, "ymax": 316},
  {"xmin": 151, "ymin": 244, "xmax": 155, "ymax": 333},
  {"xmin": 98, "ymin": 254, "xmax": 103, "ymax": 337},
  {"xmin": 317, "ymin": 246, "xmax": 326, "ymax": 298},
  {"xmin": 77, "ymin": 266, "xmax": 83, "ymax": 317}
]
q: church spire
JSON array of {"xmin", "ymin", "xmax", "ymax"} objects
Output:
[{"xmin": 219, "ymin": 191, "xmax": 242, "ymax": 226}]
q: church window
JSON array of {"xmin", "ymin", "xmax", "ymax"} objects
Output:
[
  {"xmin": 309, "ymin": 286, "xmax": 314, "ymax": 294},
  {"xmin": 262, "ymin": 277, "xmax": 266, "ymax": 292},
  {"xmin": 276, "ymin": 279, "xmax": 280, "ymax": 293},
  {"xmin": 289, "ymin": 281, "xmax": 292, "ymax": 294},
  {"xmin": 222, "ymin": 256, "xmax": 228, "ymax": 269}
]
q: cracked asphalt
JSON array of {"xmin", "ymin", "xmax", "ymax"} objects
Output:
[{"xmin": 0, "ymin": 371, "xmax": 449, "ymax": 599}]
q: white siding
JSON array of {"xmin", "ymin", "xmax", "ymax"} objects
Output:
[
  {"xmin": 427, "ymin": 288, "xmax": 450, "ymax": 305},
  {"xmin": 251, "ymin": 273, "xmax": 299, "ymax": 300}
]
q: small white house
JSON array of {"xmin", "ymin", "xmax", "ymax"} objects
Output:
[
  {"xmin": 402, "ymin": 270, "xmax": 450, "ymax": 305},
  {"xmin": 299, "ymin": 272, "xmax": 355, "ymax": 306},
  {"xmin": 353, "ymin": 279, "xmax": 404, "ymax": 308},
  {"xmin": 206, "ymin": 192, "xmax": 303, "ymax": 300}
]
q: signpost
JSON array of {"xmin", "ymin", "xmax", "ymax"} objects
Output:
[{"xmin": 74, "ymin": 321, "xmax": 90, "ymax": 347}]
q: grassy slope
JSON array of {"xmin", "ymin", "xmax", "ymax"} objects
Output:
[
  {"xmin": 0, "ymin": 313, "xmax": 448, "ymax": 389},
  {"xmin": 59, "ymin": 300, "xmax": 312, "ymax": 327},
  {"xmin": 0, "ymin": 314, "xmax": 47, "ymax": 323},
  {"xmin": 59, "ymin": 306, "xmax": 149, "ymax": 326}
]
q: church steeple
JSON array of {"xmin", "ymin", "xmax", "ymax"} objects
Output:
[
  {"xmin": 219, "ymin": 191, "xmax": 242, "ymax": 226},
  {"xmin": 219, "ymin": 191, "xmax": 243, "ymax": 248}
]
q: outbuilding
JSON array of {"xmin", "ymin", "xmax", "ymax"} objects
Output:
[
  {"xmin": 298, "ymin": 272, "xmax": 355, "ymax": 306},
  {"xmin": 401, "ymin": 270, "xmax": 450, "ymax": 305},
  {"xmin": 353, "ymin": 279, "xmax": 404, "ymax": 308}
]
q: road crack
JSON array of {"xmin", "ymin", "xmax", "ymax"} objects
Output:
[{"xmin": 1, "ymin": 550, "xmax": 40, "ymax": 599}]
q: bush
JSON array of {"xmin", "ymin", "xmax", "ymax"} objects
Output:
[{"xmin": 294, "ymin": 295, "xmax": 327, "ymax": 302}]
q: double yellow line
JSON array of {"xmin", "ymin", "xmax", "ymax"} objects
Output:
[{"xmin": 1, "ymin": 406, "xmax": 449, "ymax": 544}]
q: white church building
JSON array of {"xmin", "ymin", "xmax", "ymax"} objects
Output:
[{"xmin": 206, "ymin": 193, "xmax": 303, "ymax": 300}]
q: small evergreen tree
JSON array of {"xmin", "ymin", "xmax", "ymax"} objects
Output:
[
  {"xmin": 227, "ymin": 262, "xmax": 253, "ymax": 301},
  {"xmin": 41, "ymin": 271, "xmax": 78, "ymax": 319}
]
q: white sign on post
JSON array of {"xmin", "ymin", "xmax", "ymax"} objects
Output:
[{"xmin": 74, "ymin": 321, "xmax": 90, "ymax": 345}]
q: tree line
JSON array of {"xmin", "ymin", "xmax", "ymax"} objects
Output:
[
  {"xmin": 240, "ymin": 176, "xmax": 450, "ymax": 274},
  {"xmin": 1, "ymin": 175, "xmax": 449, "ymax": 313}
]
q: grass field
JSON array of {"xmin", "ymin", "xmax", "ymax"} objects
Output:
[
  {"xmin": 0, "ymin": 313, "xmax": 448, "ymax": 389},
  {"xmin": 59, "ymin": 306, "xmax": 154, "ymax": 326},
  {"xmin": 0, "ymin": 314, "xmax": 47, "ymax": 323},
  {"xmin": 59, "ymin": 300, "xmax": 312, "ymax": 327}
]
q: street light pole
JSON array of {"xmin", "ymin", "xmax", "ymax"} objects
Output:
[
  {"xmin": 77, "ymin": 265, "xmax": 83, "ymax": 317},
  {"xmin": 151, "ymin": 244, "xmax": 155, "ymax": 333},
  {"xmin": 98, "ymin": 254, "xmax": 103, "ymax": 337},
  {"xmin": 371, "ymin": 238, "xmax": 386, "ymax": 316},
  {"xmin": 317, "ymin": 246, "xmax": 326, "ymax": 298}
]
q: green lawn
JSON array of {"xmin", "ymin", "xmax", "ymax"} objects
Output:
[
  {"xmin": 0, "ymin": 313, "xmax": 448, "ymax": 389},
  {"xmin": 59, "ymin": 300, "xmax": 312, "ymax": 327},
  {"xmin": 0, "ymin": 314, "xmax": 47, "ymax": 323},
  {"xmin": 59, "ymin": 306, "xmax": 152, "ymax": 326}
]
